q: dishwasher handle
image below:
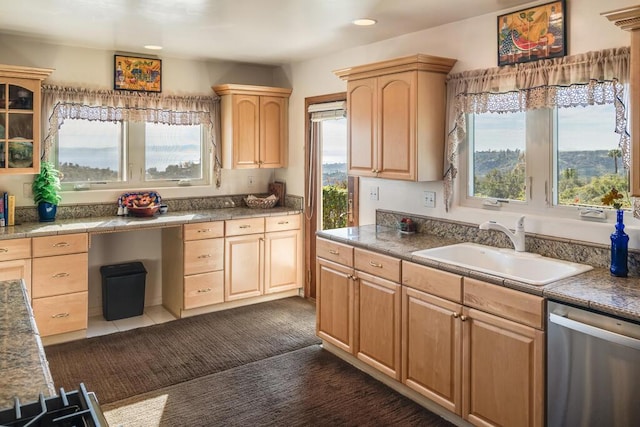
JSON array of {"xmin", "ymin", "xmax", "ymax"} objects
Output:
[{"xmin": 549, "ymin": 313, "xmax": 640, "ymax": 351}]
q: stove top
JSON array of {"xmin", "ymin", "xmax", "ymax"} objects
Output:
[{"xmin": 0, "ymin": 384, "xmax": 107, "ymax": 427}]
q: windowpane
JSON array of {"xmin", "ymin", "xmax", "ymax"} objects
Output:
[
  {"xmin": 555, "ymin": 104, "xmax": 629, "ymax": 208},
  {"xmin": 145, "ymin": 123, "xmax": 203, "ymax": 181},
  {"xmin": 57, "ymin": 119, "xmax": 122, "ymax": 182},
  {"xmin": 470, "ymin": 112, "xmax": 526, "ymax": 201}
]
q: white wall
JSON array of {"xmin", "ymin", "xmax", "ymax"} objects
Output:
[
  {"xmin": 283, "ymin": 0, "xmax": 639, "ymax": 247},
  {"xmin": 0, "ymin": 34, "xmax": 287, "ymax": 206}
]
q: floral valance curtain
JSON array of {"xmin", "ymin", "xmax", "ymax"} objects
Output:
[
  {"xmin": 444, "ymin": 47, "xmax": 630, "ymax": 211},
  {"xmin": 41, "ymin": 85, "xmax": 223, "ymax": 187}
]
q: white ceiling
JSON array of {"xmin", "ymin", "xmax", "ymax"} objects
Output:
[{"xmin": 0, "ymin": 0, "xmax": 533, "ymax": 65}]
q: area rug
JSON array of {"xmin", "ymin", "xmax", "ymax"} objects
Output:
[
  {"xmin": 103, "ymin": 345, "xmax": 456, "ymax": 427},
  {"xmin": 45, "ymin": 297, "xmax": 319, "ymax": 404}
]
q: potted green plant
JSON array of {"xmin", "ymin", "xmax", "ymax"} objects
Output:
[{"xmin": 32, "ymin": 161, "xmax": 62, "ymax": 222}]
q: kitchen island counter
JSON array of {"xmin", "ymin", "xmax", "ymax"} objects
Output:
[{"xmin": 0, "ymin": 279, "xmax": 56, "ymax": 409}]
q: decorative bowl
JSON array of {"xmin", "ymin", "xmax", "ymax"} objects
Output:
[
  {"xmin": 244, "ymin": 196, "xmax": 279, "ymax": 209},
  {"xmin": 128, "ymin": 205, "xmax": 159, "ymax": 217}
]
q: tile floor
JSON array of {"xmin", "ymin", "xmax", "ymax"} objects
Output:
[{"xmin": 87, "ymin": 305, "xmax": 177, "ymax": 338}]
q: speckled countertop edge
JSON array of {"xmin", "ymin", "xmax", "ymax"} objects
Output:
[
  {"xmin": 0, "ymin": 206, "xmax": 301, "ymax": 239},
  {"xmin": 317, "ymin": 225, "xmax": 640, "ymax": 323},
  {"xmin": 0, "ymin": 280, "xmax": 56, "ymax": 409}
]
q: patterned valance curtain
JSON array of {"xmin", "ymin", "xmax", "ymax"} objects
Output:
[
  {"xmin": 444, "ymin": 47, "xmax": 630, "ymax": 211},
  {"xmin": 41, "ymin": 85, "xmax": 223, "ymax": 187}
]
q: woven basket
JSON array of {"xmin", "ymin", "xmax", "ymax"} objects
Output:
[{"xmin": 245, "ymin": 196, "xmax": 279, "ymax": 209}]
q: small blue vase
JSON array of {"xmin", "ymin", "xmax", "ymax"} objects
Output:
[
  {"xmin": 610, "ymin": 209, "xmax": 629, "ymax": 277},
  {"xmin": 38, "ymin": 202, "xmax": 57, "ymax": 222}
]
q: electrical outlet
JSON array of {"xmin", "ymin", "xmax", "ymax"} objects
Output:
[
  {"xmin": 423, "ymin": 191, "xmax": 436, "ymax": 208},
  {"xmin": 248, "ymin": 176, "xmax": 254, "ymax": 186},
  {"xmin": 369, "ymin": 186, "xmax": 379, "ymax": 201}
]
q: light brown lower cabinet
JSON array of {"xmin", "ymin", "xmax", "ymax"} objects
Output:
[
  {"xmin": 225, "ymin": 232, "xmax": 264, "ymax": 301},
  {"xmin": 317, "ymin": 243, "xmax": 546, "ymax": 427},
  {"xmin": 316, "ymin": 257, "xmax": 355, "ymax": 353},
  {"xmin": 355, "ymin": 270, "xmax": 401, "ymax": 380}
]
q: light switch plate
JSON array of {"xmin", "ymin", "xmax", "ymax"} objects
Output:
[
  {"xmin": 369, "ymin": 186, "xmax": 379, "ymax": 201},
  {"xmin": 423, "ymin": 191, "xmax": 436, "ymax": 208}
]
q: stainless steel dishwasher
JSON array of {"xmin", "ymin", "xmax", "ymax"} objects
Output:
[{"xmin": 547, "ymin": 301, "xmax": 640, "ymax": 427}]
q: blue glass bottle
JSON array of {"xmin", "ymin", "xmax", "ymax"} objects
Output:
[{"xmin": 610, "ymin": 209, "xmax": 629, "ymax": 277}]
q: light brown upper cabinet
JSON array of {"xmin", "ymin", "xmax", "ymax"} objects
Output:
[
  {"xmin": 334, "ymin": 54, "xmax": 456, "ymax": 181},
  {"xmin": 213, "ymin": 84, "xmax": 292, "ymax": 169},
  {"xmin": 603, "ymin": 6, "xmax": 640, "ymax": 196},
  {"xmin": 0, "ymin": 64, "xmax": 53, "ymax": 174}
]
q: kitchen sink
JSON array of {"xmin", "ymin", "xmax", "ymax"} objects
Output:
[{"xmin": 412, "ymin": 242, "xmax": 593, "ymax": 286}]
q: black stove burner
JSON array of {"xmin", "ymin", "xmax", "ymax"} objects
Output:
[{"xmin": 0, "ymin": 384, "xmax": 106, "ymax": 427}]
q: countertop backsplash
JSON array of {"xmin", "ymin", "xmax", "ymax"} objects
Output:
[
  {"xmin": 15, "ymin": 194, "xmax": 303, "ymax": 224},
  {"xmin": 376, "ymin": 209, "xmax": 639, "ymax": 274}
]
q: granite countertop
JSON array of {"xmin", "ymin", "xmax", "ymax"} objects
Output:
[
  {"xmin": 317, "ymin": 224, "xmax": 640, "ymax": 323},
  {"xmin": 0, "ymin": 280, "xmax": 56, "ymax": 409},
  {"xmin": 0, "ymin": 206, "xmax": 301, "ymax": 240}
]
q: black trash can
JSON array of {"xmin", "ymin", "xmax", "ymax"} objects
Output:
[{"xmin": 100, "ymin": 261, "xmax": 147, "ymax": 321}]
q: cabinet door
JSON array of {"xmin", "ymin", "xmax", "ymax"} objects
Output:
[
  {"xmin": 224, "ymin": 234, "xmax": 263, "ymax": 301},
  {"xmin": 0, "ymin": 78, "xmax": 41, "ymax": 174},
  {"xmin": 463, "ymin": 307, "xmax": 544, "ymax": 427},
  {"xmin": 264, "ymin": 229, "xmax": 302, "ymax": 294},
  {"xmin": 260, "ymin": 96, "xmax": 287, "ymax": 168},
  {"xmin": 316, "ymin": 257, "xmax": 355, "ymax": 353},
  {"xmin": 347, "ymin": 77, "xmax": 376, "ymax": 177},
  {"xmin": 232, "ymin": 94, "xmax": 260, "ymax": 168},
  {"xmin": 402, "ymin": 286, "xmax": 462, "ymax": 414},
  {"xmin": 377, "ymin": 71, "xmax": 416, "ymax": 180},
  {"xmin": 356, "ymin": 271, "xmax": 401, "ymax": 380}
]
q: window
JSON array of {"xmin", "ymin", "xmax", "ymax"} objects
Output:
[
  {"xmin": 464, "ymin": 104, "xmax": 629, "ymax": 212},
  {"xmin": 56, "ymin": 119, "xmax": 209, "ymax": 189},
  {"xmin": 555, "ymin": 104, "xmax": 629, "ymax": 208},
  {"xmin": 469, "ymin": 111, "xmax": 526, "ymax": 202}
]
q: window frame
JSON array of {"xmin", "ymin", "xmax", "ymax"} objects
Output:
[
  {"xmin": 460, "ymin": 105, "xmax": 627, "ymax": 219},
  {"xmin": 54, "ymin": 119, "xmax": 211, "ymax": 191}
]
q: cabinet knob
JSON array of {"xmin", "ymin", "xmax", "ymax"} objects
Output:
[
  {"xmin": 197, "ymin": 229, "xmax": 212, "ymax": 233},
  {"xmin": 239, "ymin": 225, "xmax": 251, "ymax": 229},
  {"xmin": 452, "ymin": 312, "xmax": 459, "ymax": 318},
  {"xmin": 369, "ymin": 261, "xmax": 383, "ymax": 268},
  {"xmin": 197, "ymin": 254, "xmax": 212, "ymax": 259},
  {"xmin": 0, "ymin": 248, "xmax": 8, "ymax": 253},
  {"xmin": 460, "ymin": 315, "xmax": 468, "ymax": 322},
  {"xmin": 53, "ymin": 242, "xmax": 70, "ymax": 247},
  {"xmin": 329, "ymin": 249, "xmax": 339, "ymax": 255},
  {"xmin": 197, "ymin": 288, "xmax": 212, "ymax": 293},
  {"xmin": 277, "ymin": 221, "xmax": 289, "ymax": 225}
]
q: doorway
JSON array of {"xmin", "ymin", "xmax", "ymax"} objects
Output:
[{"xmin": 304, "ymin": 92, "xmax": 358, "ymax": 299}]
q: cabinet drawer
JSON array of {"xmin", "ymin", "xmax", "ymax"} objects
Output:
[
  {"xmin": 32, "ymin": 291, "xmax": 88, "ymax": 337},
  {"xmin": 463, "ymin": 278, "xmax": 544, "ymax": 329},
  {"xmin": 355, "ymin": 248, "xmax": 400, "ymax": 283},
  {"xmin": 32, "ymin": 253, "xmax": 88, "ymax": 298},
  {"xmin": 32, "ymin": 233, "xmax": 88, "ymax": 257},
  {"xmin": 402, "ymin": 261, "xmax": 463, "ymax": 303},
  {"xmin": 184, "ymin": 271, "xmax": 224, "ymax": 309},
  {"xmin": 0, "ymin": 238, "xmax": 31, "ymax": 261},
  {"xmin": 184, "ymin": 221, "xmax": 224, "ymax": 241},
  {"xmin": 265, "ymin": 214, "xmax": 300, "ymax": 232},
  {"xmin": 184, "ymin": 239, "xmax": 224, "ymax": 275},
  {"xmin": 316, "ymin": 238, "xmax": 353, "ymax": 267},
  {"xmin": 225, "ymin": 217, "xmax": 265, "ymax": 236}
]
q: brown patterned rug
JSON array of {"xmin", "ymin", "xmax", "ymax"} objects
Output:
[
  {"xmin": 103, "ymin": 345, "xmax": 455, "ymax": 427},
  {"xmin": 45, "ymin": 297, "xmax": 320, "ymax": 404}
]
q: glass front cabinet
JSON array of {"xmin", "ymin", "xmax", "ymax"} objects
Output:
[{"xmin": 0, "ymin": 65, "xmax": 53, "ymax": 174}]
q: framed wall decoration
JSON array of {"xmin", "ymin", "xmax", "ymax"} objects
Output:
[
  {"xmin": 114, "ymin": 55, "xmax": 162, "ymax": 92},
  {"xmin": 498, "ymin": 0, "xmax": 566, "ymax": 66}
]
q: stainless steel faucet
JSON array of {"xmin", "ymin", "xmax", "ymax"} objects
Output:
[{"xmin": 479, "ymin": 216, "xmax": 526, "ymax": 252}]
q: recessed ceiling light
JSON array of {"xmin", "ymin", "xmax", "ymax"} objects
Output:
[
  {"xmin": 144, "ymin": 45, "xmax": 163, "ymax": 50},
  {"xmin": 352, "ymin": 18, "xmax": 377, "ymax": 26}
]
